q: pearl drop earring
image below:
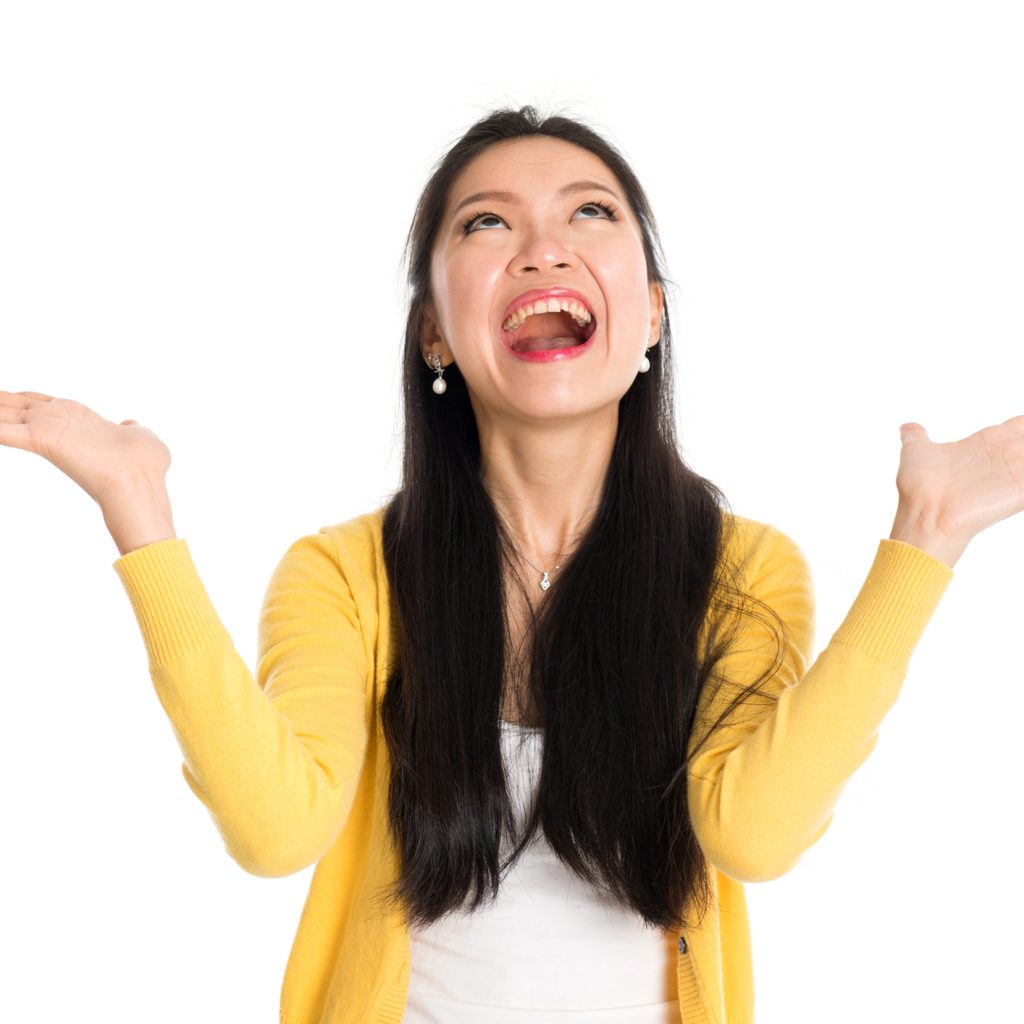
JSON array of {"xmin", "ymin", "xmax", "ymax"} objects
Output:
[
  {"xmin": 638, "ymin": 333, "xmax": 652, "ymax": 373},
  {"xmin": 430, "ymin": 353, "xmax": 447, "ymax": 394}
]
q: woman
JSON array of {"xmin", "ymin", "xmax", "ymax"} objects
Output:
[{"xmin": 1, "ymin": 105, "xmax": 1020, "ymax": 1024}]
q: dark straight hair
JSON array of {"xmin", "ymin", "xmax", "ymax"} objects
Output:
[{"xmin": 375, "ymin": 104, "xmax": 787, "ymax": 934}]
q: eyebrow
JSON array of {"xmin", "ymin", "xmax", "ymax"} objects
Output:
[{"xmin": 450, "ymin": 179, "xmax": 623, "ymax": 221}]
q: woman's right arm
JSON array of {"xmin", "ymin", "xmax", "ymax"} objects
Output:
[
  {"xmin": 111, "ymin": 525, "xmax": 371, "ymax": 877},
  {"xmin": 102, "ymin": 476, "xmax": 178, "ymax": 555},
  {"xmin": 1, "ymin": 390, "xmax": 371, "ymax": 877}
]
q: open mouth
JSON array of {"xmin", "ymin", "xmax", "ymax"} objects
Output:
[{"xmin": 505, "ymin": 310, "xmax": 598, "ymax": 354}]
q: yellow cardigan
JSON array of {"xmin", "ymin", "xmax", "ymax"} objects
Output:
[{"xmin": 112, "ymin": 505, "xmax": 954, "ymax": 1024}]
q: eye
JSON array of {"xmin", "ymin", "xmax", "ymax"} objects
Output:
[
  {"xmin": 459, "ymin": 210, "xmax": 503, "ymax": 233},
  {"xmin": 459, "ymin": 199, "xmax": 620, "ymax": 234},
  {"xmin": 576, "ymin": 200, "xmax": 619, "ymax": 220}
]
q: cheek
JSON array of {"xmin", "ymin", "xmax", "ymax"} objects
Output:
[
  {"xmin": 594, "ymin": 239, "xmax": 648, "ymax": 290},
  {"xmin": 614, "ymin": 241, "xmax": 650, "ymax": 284},
  {"xmin": 601, "ymin": 271, "xmax": 654, "ymax": 332},
  {"xmin": 447, "ymin": 262, "xmax": 503, "ymax": 321}
]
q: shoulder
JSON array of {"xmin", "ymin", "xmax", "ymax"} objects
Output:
[
  {"xmin": 318, "ymin": 502, "xmax": 389, "ymax": 588},
  {"xmin": 719, "ymin": 511, "xmax": 812, "ymax": 598},
  {"xmin": 320, "ymin": 502, "xmax": 388, "ymax": 563},
  {"xmin": 702, "ymin": 512, "xmax": 816, "ymax": 672},
  {"xmin": 270, "ymin": 503, "xmax": 389, "ymax": 599}
]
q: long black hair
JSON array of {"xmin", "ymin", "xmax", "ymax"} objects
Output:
[{"xmin": 375, "ymin": 103, "xmax": 787, "ymax": 935}]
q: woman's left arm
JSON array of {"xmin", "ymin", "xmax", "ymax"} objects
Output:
[{"xmin": 686, "ymin": 414, "xmax": 1024, "ymax": 883}]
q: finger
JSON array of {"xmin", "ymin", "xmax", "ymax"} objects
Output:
[
  {"xmin": 0, "ymin": 421, "xmax": 32, "ymax": 451},
  {"xmin": 0, "ymin": 391, "xmax": 55, "ymax": 405}
]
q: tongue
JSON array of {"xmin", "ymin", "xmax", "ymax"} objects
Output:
[{"xmin": 511, "ymin": 311, "xmax": 586, "ymax": 353}]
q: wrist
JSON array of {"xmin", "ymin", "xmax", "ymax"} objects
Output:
[
  {"xmin": 102, "ymin": 478, "xmax": 176, "ymax": 557},
  {"xmin": 888, "ymin": 503, "xmax": 967, "ymax": 569}
]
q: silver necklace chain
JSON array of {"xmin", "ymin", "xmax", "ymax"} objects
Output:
[
  {"xmin": 510, "ymin": 538, "xmax": 578, "ymax": 592},
  {"xmin": 517, "ymin": 550, "xmax": 561, "ymax": 591}
]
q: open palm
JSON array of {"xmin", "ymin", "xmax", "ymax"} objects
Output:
[
  {"xmin": 897, "ymin": 416, "xmax": 1024, "ymax": 544},
  {"xmin": 0, "ymin": 390, "xmax": 171, "ymax": 507}
]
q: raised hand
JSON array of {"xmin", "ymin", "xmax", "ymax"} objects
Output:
[
  {"xmin": 0, "ymin": 389, "xmax": 171, "ymax": 507},
  {"xmin": 891, "ymin": 416, "xmax": 1024, "ymax": 566}
]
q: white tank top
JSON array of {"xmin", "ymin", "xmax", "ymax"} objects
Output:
[{"xmin": 400, "ymin": 721, "xmax": 680, "ymax": 1023}]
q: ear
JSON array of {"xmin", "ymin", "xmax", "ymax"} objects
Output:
[
  {"xmin": 648, "ymin": 281, "xmax": 665, "ymax": 346},
  {"xmin": 420, "ymin": 300, "xmax": 451, "ymax": 367}
]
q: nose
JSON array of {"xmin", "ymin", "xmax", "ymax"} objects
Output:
[
  {"xmin": 511, "ymin": 225, "xmax": 580, "ymax": 275},
  {"xmin": 517, "ymin": 258, "xmax": 574, "ymax": 273}
]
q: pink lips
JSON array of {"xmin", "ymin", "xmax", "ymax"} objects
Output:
[{"xmin": 500, "ymin": 286, "xmax": 598, "ymax": 364}]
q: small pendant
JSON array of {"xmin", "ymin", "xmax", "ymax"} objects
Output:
[{"xmin": 539, "ymin": 572, "xmax": 551, "ymax": 591}]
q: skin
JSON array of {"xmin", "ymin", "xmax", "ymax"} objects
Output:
[{"xmin": 420, "ymin": 135, "xmax": 664, "ymax": 573}]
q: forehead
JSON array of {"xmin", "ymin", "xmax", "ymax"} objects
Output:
[{"xmin": 443, "ymin": 136, "xmax": 623, "ymax": 216}]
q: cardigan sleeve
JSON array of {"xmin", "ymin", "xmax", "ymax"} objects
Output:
[
  {"xmin": 686, "ymin": 522, "xmax": 954, "ymax": 883},
  {"xmin": 112, "ymin": 529, "xmax": 371, "ymax": 878}
]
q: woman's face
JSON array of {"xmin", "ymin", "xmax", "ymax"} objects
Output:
[{"xmin": 422, "ymin": 136, "xmax": 663, "ymax": 430}]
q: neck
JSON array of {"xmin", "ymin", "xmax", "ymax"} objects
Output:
[{"xmin": 478, "ymin": 407, "xmax": 616, "ymax": 568}]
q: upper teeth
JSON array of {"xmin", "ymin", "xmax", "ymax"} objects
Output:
[{"xmin": 502, "ymin": 298, "xmax": 593, "ymax": 332}]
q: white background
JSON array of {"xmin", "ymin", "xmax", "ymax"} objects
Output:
[{"xmin": 1, "ymin": 2, "xmax": 1021, "ymax": 1021}]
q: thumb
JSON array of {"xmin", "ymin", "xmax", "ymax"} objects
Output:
[
  {"xmin": 899, "ymin": 422, "xmax": 928, "ymax": 442},
  {"xmin": 120, "ymin": 419, "xmax": 139, "ymax": 426}
]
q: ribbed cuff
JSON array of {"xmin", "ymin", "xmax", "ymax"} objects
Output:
[
  {"xmin": 830, "ymin": 538, "xmax": 954, "ymax": 675},
  {"xmin": 112, "ymin": 537, "xmax": 230, "ymax": 669}
]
